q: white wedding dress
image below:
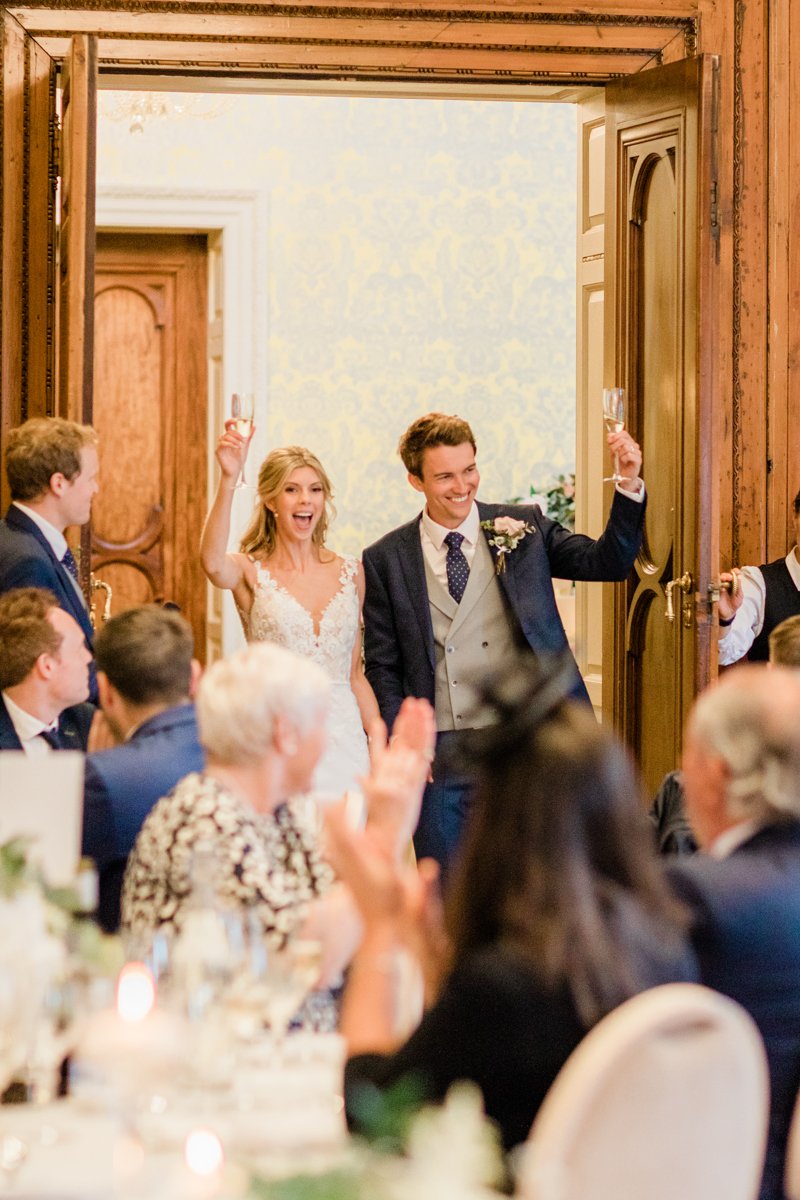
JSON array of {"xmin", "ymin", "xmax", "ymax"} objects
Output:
[{"xmin": 243, "ymin": 555, "xmax": 369, "ymax": 798}]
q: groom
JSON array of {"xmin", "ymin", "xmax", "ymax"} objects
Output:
[{"xmin": 362, "ymin": 412, "xmax": 645, "ymax": 867}]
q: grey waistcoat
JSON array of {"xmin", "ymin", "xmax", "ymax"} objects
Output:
[{"xmin": 423, "ymin": 532, "xmax": 520, "ymax": 731}]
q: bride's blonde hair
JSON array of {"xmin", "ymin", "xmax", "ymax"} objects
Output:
[{"xmin": 239, "ymin": 446, "xmax": 336, "ymax": 559}]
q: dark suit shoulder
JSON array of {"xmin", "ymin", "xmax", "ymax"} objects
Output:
[
  {"xmin": 59, "ymin": 702, "xmax": 96, "ymax": 750},
  {"xmin": 363, "ymin": 515, "xmax": 422, "ymax": 559}
]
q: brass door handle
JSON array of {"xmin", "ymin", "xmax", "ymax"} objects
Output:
[
  {"xmin": 90, "ymin": 574, "xmax": 113, "ymax": 628},
  {"xmin": 665, "ymin": 571, "xmax": 692, "ymax": 623}
]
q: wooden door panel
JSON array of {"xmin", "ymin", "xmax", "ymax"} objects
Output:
[
  {"xmin": 605, "ymin": 56, "xmax": 719, "ymax": 796},
  {"xmin": 58, "ymin": 33, "xmax": 96, "ymax": 427},
  {"xmin": 1, "ymin": 11, "xmax": 57, "ymax": 501},
  {"xmin": 92, "ymin": 233, "xmax": 208, "ymax": 660}
]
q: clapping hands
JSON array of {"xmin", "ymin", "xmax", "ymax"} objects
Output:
[{"xmin": 361, "ymin": 697, "xmax": 435, "ymax": 857}]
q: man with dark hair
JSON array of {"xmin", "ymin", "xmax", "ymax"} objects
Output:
[
  {"xmin": 670, "ymin": 666, "xmax": 800, "ymax": 1200},
  {"xmin": 363, "ymin": 411, "xmax": 645, "ymax": 866},
  {"xmin": 81, "ymin": 605, "xmax": 204, "ymax": 932},
  {"xmin": 0, "ymin": 587, "xmax": 94, "ymax": 752},
  {"xmin": 719, "ymin": 486, "xmax": 800, "ymax": 664},
  {"xmin": 0, "ymin": 418, "xmax": 99, "ymax": 698}
]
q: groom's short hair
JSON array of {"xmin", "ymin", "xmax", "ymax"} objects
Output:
[{"xmin": 398, "ymin": 413, "xmax": 477, "ymax": 479}]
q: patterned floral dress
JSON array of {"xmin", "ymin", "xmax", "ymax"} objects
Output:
[{"xmin": 121, "ymin": 772, "xmax": 337, "ymax": 1029}]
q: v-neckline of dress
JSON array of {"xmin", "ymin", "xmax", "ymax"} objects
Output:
[{"xmin": 257, "ymin": 558, "xmax": 350, "ymax": 639}]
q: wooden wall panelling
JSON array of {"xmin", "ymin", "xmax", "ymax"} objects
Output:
[
  {"xmin": 58, "ymin": 32, "xmax": 97, "ymax": 426},
  {"xmin": 767, "ymin": 0, "xmax": 790, "ymax": 560},
  {"xmin": 0, "ymin": 11, "xmax": 55, "ymax": 513},
  {"xmin": 1, "ymin": 9, "xmax": 27, "ymax": 493},
  {"xmin": 26, "ymin": 36, "xmax": 56, "ymax": 420},
  {"xmin": 785, "ymin": 0, "xmax": 800, "ymax": 545}
]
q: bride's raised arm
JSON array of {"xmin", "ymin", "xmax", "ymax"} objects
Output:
[{"xmin": 200, "ymin": 422, "xmax": 253, "ymax": 604}]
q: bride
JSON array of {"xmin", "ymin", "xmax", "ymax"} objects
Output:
[{"xmin": 200, "ymin": 423, "xmax": 379, "ymax": 798}]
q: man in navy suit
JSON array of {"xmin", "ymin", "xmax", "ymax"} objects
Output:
[
  {"xmin": 670, "ymin": 666, "xmax": 800, "ymax": 1200},
  {"xmin": 0, "ymin": 587, "xmax": 94, "ymax": 753},
  {"xmin": 81, "ymin": 605, "xmax": 204, "ymax": 932},
  {"xmin": 363, "ymin": 412, "xmax": 645, "ymax": 865},
  {"xmin": 0, "ymin": 418, "xmax": 99, "ymax": 700}
]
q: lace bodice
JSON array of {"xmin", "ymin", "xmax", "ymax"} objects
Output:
[{"xmin": 244, "ymin": 556, "xmax": 360, "ymax": 684}]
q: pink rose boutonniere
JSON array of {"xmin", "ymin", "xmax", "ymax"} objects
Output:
[{"xmin": 480, "ymin": 516, "xmax": 535, "ymax": 575}]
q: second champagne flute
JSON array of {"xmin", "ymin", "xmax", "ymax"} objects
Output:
[
  {"xmin": 602, "ymin": 387, "xmax": 626, "ymax": 484},
  {"xmin": 231, "ymin": 392, "xmax": 255, "ymax": 489}
]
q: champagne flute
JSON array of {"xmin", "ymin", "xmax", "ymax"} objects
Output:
[
  {"xmin": 230, "ymin": 392, "xmax": 255, "ymax": 489},
  {"xmin": 263, "ymin": 939, "xmax": 322, "ymax": 1057},
  {"xmin": 602, "ymin": 387, "xmax": 626, "ymax": 483}
]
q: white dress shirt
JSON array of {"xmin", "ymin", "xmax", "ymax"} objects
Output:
[
  {"xmin": 1, "ymin": 692, "xmax": 56, "ymax": 757},
  {"xmin": 420, "ymin": 503, "xmax": 482, "ymax": 589},
  {"xmin": 718, "ymin": 548, "xmax": 800, "ymax": 666}
]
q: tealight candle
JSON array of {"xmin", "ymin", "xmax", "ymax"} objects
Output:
[{"xmin": 76, "ymin": 961, "xmax": 186, "ymax": 1091}]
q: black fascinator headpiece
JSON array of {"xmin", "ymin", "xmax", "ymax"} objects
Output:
[{"xmin": 448, "ymin": 652, "xmax": 581, "ymax": 773}]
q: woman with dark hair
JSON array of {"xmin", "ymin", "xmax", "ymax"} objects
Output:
[{"xmin": 327, "ymin": 657, "xmax": 698, "ymax": 1151}]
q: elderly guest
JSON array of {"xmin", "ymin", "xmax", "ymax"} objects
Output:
[
  {"xmin": 327, "ymin": 657, "xmax": 697, "ymax": 1151},
  {"xmin": 670, "ymin": 665, "xmax": 800, "ymax": 1200},
  {"xmin": 121, "ymin": 641, "xmax": 432, "ymax": 1028}
]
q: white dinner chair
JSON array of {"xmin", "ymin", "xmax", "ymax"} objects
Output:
[
  {"xmin": 518, "ymin": 982, "xmax": 769, "ymax": 1200},
  {"xmin": 784, "ymin": 1086, "xmax": 800, "ymax": 1198}
]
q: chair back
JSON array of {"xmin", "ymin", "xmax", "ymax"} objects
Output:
[{"xmin": 518, "ymin": 983, "xmax": 768, "ymax": 1200}]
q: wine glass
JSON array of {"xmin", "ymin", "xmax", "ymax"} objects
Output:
[
  {"xmin": 230, "ymin": 392, "xmax": 255, "ymax": 489},
  {"xmin": 262, "ymin": 939, "xmax": 322, "ymax": 1056},
  {"xmin": 602, "ymin": 387, "xmax": 626, "ymax": 483}
]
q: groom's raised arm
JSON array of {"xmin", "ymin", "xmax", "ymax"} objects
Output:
[{"xmin": 362, "ymin": 547, "xmax": 407, "ymax": 734}]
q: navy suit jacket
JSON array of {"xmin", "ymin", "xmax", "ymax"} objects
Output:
[
  {"xmin": 0, "ymin": 693, "xmax": 94, "ymax": 751},
  {"xmin": 363, "ymin": 489, "xmax": 645, "ymax": 727},
  {"xmin": 0, "ymin": 505, "xmax": 97, "ymax": 702},
  {"xmin": 669, "ymin": 821, "xmax": 800, "ymax": 1200},
  {"xmin": 81, "ymin": 703, "xmax": 204, "ymax": 932}
]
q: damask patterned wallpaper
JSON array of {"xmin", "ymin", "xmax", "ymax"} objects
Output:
[{"xmin": 97, "ymin": 94, "xmax": 577, "ymax": 557}]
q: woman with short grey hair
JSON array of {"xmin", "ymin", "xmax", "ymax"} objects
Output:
[{"xmin": 121, "ymin": 642, "xmax": 433, "ymax": 1030}]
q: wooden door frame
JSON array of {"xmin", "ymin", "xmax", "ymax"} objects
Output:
[{"xmin": 96, "ymin": 185, "xmax": 266, "ymax": 657}]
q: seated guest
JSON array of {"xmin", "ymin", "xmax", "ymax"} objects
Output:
[
  {"xmin": 0, "ymin": 587, "xmax": 93, "ymax": 753},
  {"xmin": 121, "ymin": 641, "xmax": 433, "ymax": 1030},
  {"xmin": 650, "ymin": 610, "xmax": 800, "ymax": 859},
  {"xmin": 0, "ymin": 418, "xmax": 99, "ymax": 699},
  {"xmin": 326, "ymin": 657, "xmax": 697, "ymax": 1152},
  {"xmin": 81, "ymin": 606, "xmax": 204, "ymax": 934},
  {"xmin": 719, "ymin": 485, "xmax": 800, "ymax": 665},
  {"xmin": 768, "ymin": 612, "xmax": 800, "ymax": 667},
  {"xmin": 670, "ymin": 665, "xmax": 800, "ymax": 1200}
]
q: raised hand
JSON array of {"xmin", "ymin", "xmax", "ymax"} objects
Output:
[
  {"xmin": 215, "ymin": 419, "xmax": 253, "ymax": 482},
  {"xmin": 362, "ymin": 697, "xmax": 435, "ymax": 857},
  {"xmin": 607, "ymin": 429, "xmax": 642, "ymax": 487}
]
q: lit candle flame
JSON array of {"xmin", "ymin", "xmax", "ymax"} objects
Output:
[
  {"xmin": 185, "ymin": 1128, "xmax": 224, "ymax": 1177},
  {"xmin": 116, "ymin": 962, "xmax": 155, "ymax": 1022}
]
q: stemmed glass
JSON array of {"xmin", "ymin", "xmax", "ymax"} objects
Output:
[
  {"xmin": 230, "ymin": 392, "xmax": 255, "ymax": 489},
  {"xmin": 602, "ymin": 387, "xmax": 626, "ymax": 483},
  {"xmin": 262, "ymin": 939, "xmax": 322, "ymax": 1057}
]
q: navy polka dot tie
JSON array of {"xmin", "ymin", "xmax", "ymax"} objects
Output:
[
  {"xmin": 444, "ymin": 531, "xmax": 470, "ymax": 604},
  {"xmin": 61, "ymin": 547, "xmax": 79, "ymax": 584}
]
